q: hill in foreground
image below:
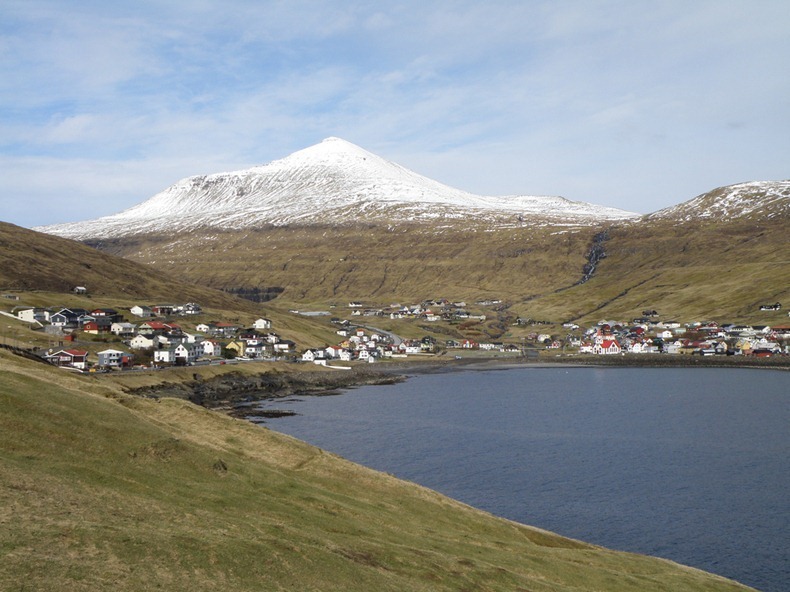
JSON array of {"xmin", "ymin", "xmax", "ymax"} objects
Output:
[{"xmin": 0, "ymin": 349, "xmax": 754, "ymax": 591}]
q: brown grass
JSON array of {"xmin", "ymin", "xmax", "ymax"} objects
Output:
[{"xmin": 0, "ymin": 349, "xmax": 756, "ymax": 592}]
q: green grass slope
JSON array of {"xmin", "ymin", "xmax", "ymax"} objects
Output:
[
  {"xmin": 0, "ymin": 221, "xmax": 254, "ymax": 310},
  {"xmin": 0, "ymin": 221, "xmax": 346, "ymax": 348},
  {"xmin": 526, "ymin": 216, "xmax": 790, "ymax": 324},
  {"xmin": 0, "ymin": 350, "xmax": 753, "ymax": 591},
  {"xmin": 83, "ymin": 209, "xmax": 788, "ymax": 325},
  {"xmin": 87, "ymin": 223, "xmax": 598, "ymax": 305}
]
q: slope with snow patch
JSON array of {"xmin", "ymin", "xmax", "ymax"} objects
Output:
[
  {"xmin": 647, "ymin": 180, "xmax": 790, "ymax": 222},
  {"xmin": 37, "ymin": 138, "xmax": 638, "ymax": 240}
]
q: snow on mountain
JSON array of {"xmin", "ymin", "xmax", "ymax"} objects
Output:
[
  {"xmin": 38, "ymin": 137, "xmax": 639, "ymax": 240},
  {"xmin": 647, "ymin": 180, "xmax": 790, "ymax": 222}
]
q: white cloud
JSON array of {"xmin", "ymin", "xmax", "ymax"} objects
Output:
[{"xmin": 1, "ymin": 1, "xmax": 788, "ymax": 225}]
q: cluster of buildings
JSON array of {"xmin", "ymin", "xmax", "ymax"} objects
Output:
[
  {"xmin": 11, "ymin": 302, "xmax": 292, "ymax": 371},
  {"xmin": 345, "ymin": 299, "xmax": 488, "ymax": 323},
  {"xmin": 9, "ymin": 295, "xmax": 788, "ymax": 372},
  {"xmin": 573, "ymin": 319, "xmax": 790, "ymax": 356},
  {"xmin": 300, "ymin": 325, "xmax": 440, "ymax": 365}
]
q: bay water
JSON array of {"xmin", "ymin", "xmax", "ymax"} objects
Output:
[{"xmin": 255, "ymin": 367, "xmax": 789, "ymax": 591}]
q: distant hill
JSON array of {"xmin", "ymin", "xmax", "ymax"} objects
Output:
[
  {"xmin": 36, "ymin": 137, "xmax": 638, "ymax": 240},
  {"xmin": 46, "ymin": 180, "xmax": 786, "ymax": 323},
  {"xmin": 28, "ymin": 138, "xmax": 790, "ymax": 324},
  {"xmin": 647, "ymin": 180, "xmax": 790, "ymax": 222}
]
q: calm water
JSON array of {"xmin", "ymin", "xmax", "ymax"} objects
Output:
[{"xmin": 256, "ymin": 367, "xmax": 789, "ymax": 592}]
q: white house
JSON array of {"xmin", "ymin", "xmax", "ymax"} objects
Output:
[
  {"xmin": 399, "ymin": 341, "xmax": 422, "ymax": 355},
  {"xmin": 301, "ymin": 349, "xmax": 324, "ymax": 362},
  {"xmin": 154, "ymin": 343, "xmax": 199, "ymax": 365},
  {"xmin": 324, "ymin": 346, "xmax": 353, "ymax": 361},
  {"xmin": 129, "ymin": 334, "xmax": 155, "ymax": 349},
  {"xmin": 253, "ymin": 318, "xmax": 272, "ymax": 330},
  {"xmin": 752, "ymin": 338, "xmax": 777, "ymax": 351},
  {"xmin": 273, "ymin": 341, "xmax": 294, "ymax": 353},
  {"xmin": 16, "ymin": 307, "xmax": 49, "ymax": 323},
  {"xmin": 664, "ymin": 341, "xmax": 683, "ymax": 355},
  {"xmin": 181, "ymin": 302, "xmax": 202, "ymax": 315},
  {"xmin": 325, "ymin": 346, "xmax": 343, "ymax": 359},
  {"xmin": 181, "ymin": 332, "xmax": 200, "ymax": 344},
  {"xmin": 593, "ymin": 340, "xmax": 622, "ymax": 355},
  {"xmin": 245, "ymin": 342, "xmax": 266, "ymax": 358},
  {"xmin": 200, "ymin": 339, "xmax": 221, "ymax": 356},
  {"xmin": 110, "ymin": 322, "xmax": 136, "ymax": 336},
  {"xmin": 130, "ymin": 305, "xmax": 153, "ymax": 318}
]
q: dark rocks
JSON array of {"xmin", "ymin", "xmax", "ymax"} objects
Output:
[{"xmin": 123, "ymin": 367, "xmax": 405, "ymax": 410}]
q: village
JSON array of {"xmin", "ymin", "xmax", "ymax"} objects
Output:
[
  {"xmin": 3, "ymin": 287, "xmax": 787, "ymax": 373},
  {"xmin": 319, "ymin": 300, "xmax": 790, "ymax": 360}
]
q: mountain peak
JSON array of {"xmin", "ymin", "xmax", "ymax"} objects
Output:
[
  {"xmin": 36, "ymin": 139, "xmax": 639, "ymax": 240},
  {"xmin": 268, "ymin": 136, "xmax": 379, "ymax": 168},
  {"xmin": 321, "ymin": 136, "xmax": 353, "ymax": 145}
]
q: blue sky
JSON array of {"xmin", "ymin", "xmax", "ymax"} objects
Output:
[{"xmin": 1, "ymin": 0, "xmax": 788, "ymax": 227}]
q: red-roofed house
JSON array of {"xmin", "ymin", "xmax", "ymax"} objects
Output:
[
  {"xmin": 138, "ymin": 321, "xmax": 180, "ymax": 335},
  {"xmin": 593, "ymin": 340, "xmax": 622, "ymax": 355},
  {"xmin": 45, "ymin": 349, "xmax": 89, "ymax": 369}
]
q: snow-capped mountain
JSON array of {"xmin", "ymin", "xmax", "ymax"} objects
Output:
[
  {"xmin": 37, "ymin": 138, "xmax": 638, "ymax": 240},
  {"xmin": 647, "ymin": 180, "xmax": 790, "ymax": 222}
]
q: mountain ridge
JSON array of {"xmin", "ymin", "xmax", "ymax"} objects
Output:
[
  {"xmin": 36, "ymin": 137, "xmax": 639, "ymax": 240},
  {"xmin": 23, "ymin": 140, "xmax": 789, "ymax": 323},
  {"xmin": 647, "ymin": 180, "xmax": 790, "ymax": 222}
]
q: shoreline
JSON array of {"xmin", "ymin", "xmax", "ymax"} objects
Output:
[
  {"xmin": 118, "ymin": 353, "xmax": 788, "ymax": 420},
  {"xmin": 370, "ymin": 352, "xmax": 790, "ymax": 375}
]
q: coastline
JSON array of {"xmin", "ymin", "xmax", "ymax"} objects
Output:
[
  {"xmin": 116, "ymin": 353, "xmax": 788, "ymax": 420},
  {"xmin": 367, "ymin": 352, "xmax": 790, "ymax": 376}
]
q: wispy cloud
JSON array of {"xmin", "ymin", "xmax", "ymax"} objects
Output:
[{"xmin": 1, "ymin": 0, "xmax": 788, "ymax": 226}]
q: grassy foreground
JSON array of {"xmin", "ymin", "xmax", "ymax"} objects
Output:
[{"xmin": 0, "ymin": 350, "xmax": 754, "ymax": 592}]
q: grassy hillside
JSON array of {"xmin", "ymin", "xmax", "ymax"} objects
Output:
[
  {"xmin": 85, "ymin": 210, "xmax": 789, "ymax": 326},
  {"xmin": 0, "ymin": 222, "xmax": 347, "ymax": 348},
  {"xmin": 0, "ymin": 349, "xmax": 754, "ymax": 591},
  {"xmin": 0, "ymin": 221, "xmax": 257, "ymax": 310},
  {"xmin": 87, "ymin": 222, "xmax": 599, "ymax": 305},
  {"xmin": 524, "ymin": 216, "xmax": 790, "ymax": 325}
]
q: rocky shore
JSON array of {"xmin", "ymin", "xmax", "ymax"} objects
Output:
[{"xmin": 123, "ymin": 365, "xmax": 406, "ymax": 416}]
